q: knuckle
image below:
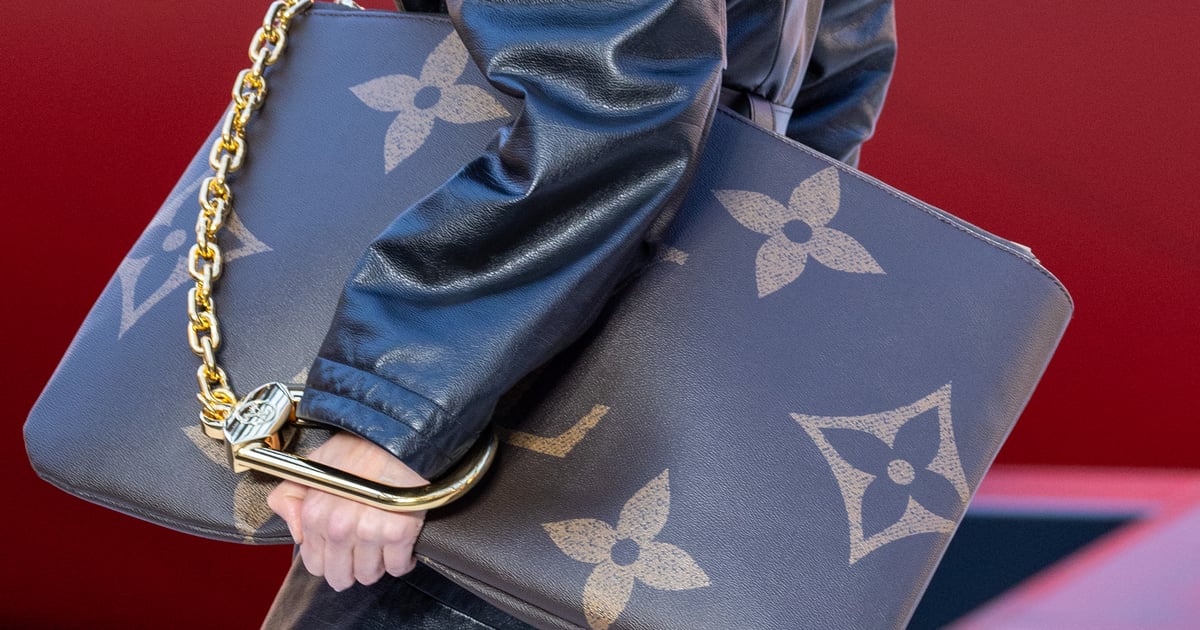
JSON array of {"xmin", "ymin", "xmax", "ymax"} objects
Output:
[
  {"xmin": 325, "ymin": 511, "xmax": 357, "ymax": 543},
  {"xmin": 355, "ymin": 518, "xmax": 381, "ymax": 543},
  {"xmin": 300, "ymin": 499, "xmax": 327, "ymax": 526},
  {"xmin": 381, "ymin": 517, "xmax": 417, "ymax": 543},
  {"xmin": 385, "ymin": 561, "xmax": 413, "ymax": 578},
  {"xmin": 385, "ymin": 540, "xmax": 417, "ymax": 560},
  {"xmin": 267, "ymin": 485, "xmax": 294, "ymax": 513}
]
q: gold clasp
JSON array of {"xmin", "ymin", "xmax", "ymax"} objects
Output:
[{"xmin": 221, "ymin": 383, "xmax": 498, "ymax": 511}]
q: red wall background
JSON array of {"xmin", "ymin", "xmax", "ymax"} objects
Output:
[{"xmin": 3, "ymin": 1, "xmax": 1196, "ymax": 627}]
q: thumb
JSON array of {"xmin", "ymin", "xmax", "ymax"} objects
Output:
[{"xmin": 267, "ymin": 480, "xmax": 307, "ymax": 544}]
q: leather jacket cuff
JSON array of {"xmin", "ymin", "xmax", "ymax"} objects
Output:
[{"xmin": 299, "ymin": 357, "xmax": 475, "ymax": 479}]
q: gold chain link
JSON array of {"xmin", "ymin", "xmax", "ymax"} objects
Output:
[
  {"xmin": 189, "ymin": 0, "xmax": 314, "ymax": 424},
  {"xmin": 175, "ymin": 0, "xmax": 497, "ymax": 508}
]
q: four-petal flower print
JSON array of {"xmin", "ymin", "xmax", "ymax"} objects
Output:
[
  {"xmin": 181, "ymin": 47, "xmax": 955, "ymax": 607},
  {"xmin": 793, "ymin": 384, "xmax": 970, "ymax": 564},
  {"xmin": 350, "ymin": 32, "xmax": 510, "ymax": 173},
  {"xmin": 117, "ymin": 176, "xmax": 270, "ymax": 337},
  {"xmin": 544, "ymin": 470, "xmax": 709, "ymax": 630},
  {"xmin": 714, "ymin": 166, "xmax": 884, "ymax": 297},
  {"xmin": 822, "ymin": 410, "xmax": 962, "ymax": 537},
  {"xmin": 117, "ymin": 22, "xmax": 980, "ymax": 613}
]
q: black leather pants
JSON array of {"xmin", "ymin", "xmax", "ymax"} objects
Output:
[{"xmin": 263, "ymin": 556, "xmax": 534, "ymax": 629}]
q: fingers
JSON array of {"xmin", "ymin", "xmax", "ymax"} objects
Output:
[
  {"xmin": 323, "ymin": 542, "xmax": 356, "ymax": 591},
  {"xmin": 382, "ymin": 513, "xmax": 423, "ymax": 577},
  {"xmin": 351, "ymin": 512, "xmax": 388, "ymax": 586},
  {"xmin": 384, "ymin": 542, "xmax": 418, "ymax": 577},
  {"xmin": 294, "ymin": 490, "xmax": 425, "ymax": 590},
  {"xmin": 353, "ymin": 541, "xmax": 385, "ymax": 586},
  {"xmin": 267, "ymin": 480, "xmax": 306, "ymax": 544},
  {"xmin": 299, "ymin": 531, "xmax": 326, "ymax": 579},
  {"xmin": 285, "ymin": 431, "xmax": 431, "ymax": 590}
]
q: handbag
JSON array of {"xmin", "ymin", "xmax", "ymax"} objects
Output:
[{"xmin": 24, "ymin": 2, "xmax": 1072, "ymax": 628}]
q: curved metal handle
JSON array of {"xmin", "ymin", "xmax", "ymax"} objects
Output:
[
  {"xmin": 234, "ymin": 432, "xmax": 498, "ymax": 512},
  {"xmin": 221, "ymin": 382, "xmax": 497, "ymax": 511}
]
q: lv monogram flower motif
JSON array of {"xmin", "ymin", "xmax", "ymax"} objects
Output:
[
  {"xmin": 714, "ymin": 167, "xmax": 884, "ymax": 297},
  {"xmin": 118, "ymin": 176, "xmax": 270, "ymax": 337},
  {"xmin": 350, "ymin": 33, "xmax": 510, "ymax": 173},
  {"xmin": 499, "ymin": 404, "xmax": 609, "ymax": 458},
  {"xmin": 182, "ymin": 411, "xmax": 326, "ymax": 543},
  {"xmin": 792, "ymin": 384, "xmax": 970, "ymax": 564},
  {"xmin": 182, "ymin": 424, "xmax": 278, "ymax": 541},
  {"xmin": 544, "ymin": 470, "xmax": 709, "ymax": 630}
]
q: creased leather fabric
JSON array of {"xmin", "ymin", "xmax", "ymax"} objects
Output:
[
  {"xmin": 403, "ymin": 0, "xmax": 896, "ymax": 162},
  {"xmin": 300, "ymin": 0, "xmax": 728, "ymax": 477},
  {"xmin": 786, "ymin": 0, "xmax": 897, "ymax": 164},
  {"xmin": 300, "ymin": 0, "xmax": 895, "ymax": 478}
]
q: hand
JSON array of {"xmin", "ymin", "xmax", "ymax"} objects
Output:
[{"xmin": 267, "ymin": 431, "xmax": 429, "ymax": 591}]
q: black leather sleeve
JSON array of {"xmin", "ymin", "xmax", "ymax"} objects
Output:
[
  {"xmin": 786, "ymin": 0, "xmax": 896, "ymax": 166},
  {"xmin": 298, "ymin": 0, "xmax": 727, "ymax": 478}
]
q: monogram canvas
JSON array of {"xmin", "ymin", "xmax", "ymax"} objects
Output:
[
  {"xmin": 793, "ymin": 383, "xmax": 969, "ymax": 564},
  {"xmin": 714, "ymin": 166, "xmax": 885, "ymax": 297},
  {"xmin": 350, "ymin": 31, "xmax": 510, "ymax": 172},
  {"xmin": 26, "ymin": 9, "xmax": 1072, "ymax": 630},
  {"xmin": 116, "ymin": 176, "xmax": 272, "ymax": 337},
  {"xmin": 544, "ymin": 470, "xmax": 710, "ymax": 630}
]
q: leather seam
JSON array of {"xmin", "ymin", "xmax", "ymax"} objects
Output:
[
  {"xmin": 715, "ymin": 108, "xmax": 1072, "ymax": 305},
  {"xmin": 314, "ymin": 388, "xmax": 453, "ymax": 463},
  {"xmin": 315, "ymin": 356, "xmax": 451, "ymax": 417}
]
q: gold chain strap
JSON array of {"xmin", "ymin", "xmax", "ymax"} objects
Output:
[
  {"xmin": 189, "ymin": 0, "xmax": 314, "ymax": 427},
  {"xmin": 180, "ymin": 0, "xmax": 497, "ymax": 511}
]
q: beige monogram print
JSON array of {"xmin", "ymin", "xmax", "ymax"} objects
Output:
[
  {"xmin": 118, "ymin": 177, "xmax": 271, "ymax": 337},
  {"xmin": 653, "ymin": 246, "xmax": 690, "ymax": 266},
  {"xmin": 544, "ymin": 470, "xmax": 709, "ymax": 630},
  {"xmin": 350, "ymin": 33, "xmax": 510, "ymax": 173},
  {"xmin": 182, "ymin": 422, "xmax": 325, "ymax": 543},
  {"xmin": 499, "ymin": 404, "xmax": 609, "ymax": 458},
  {"xmin": 182, "ymin": 425, "xmax": 276, "ymax": 541},
  {"xmin": 792, "ymin": 384, "xmax": 969, "ymax": 564},
  {"xmin": 714, "ymin": 167, "xmax": 884, "ymax": 297}
]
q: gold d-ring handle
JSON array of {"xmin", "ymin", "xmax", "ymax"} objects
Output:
[{"xmin": 222, "ymin": 382, "xmax": 497, "ymax": 511}]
